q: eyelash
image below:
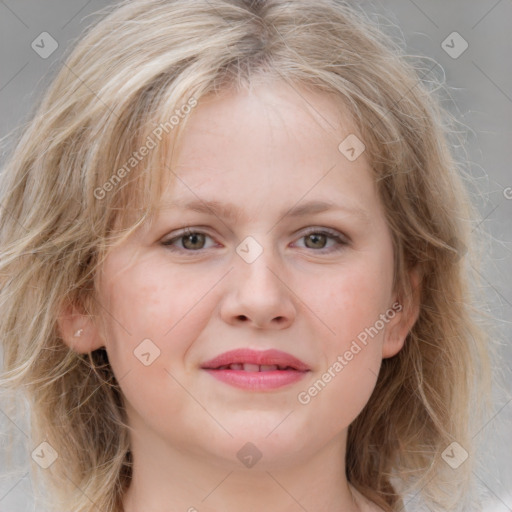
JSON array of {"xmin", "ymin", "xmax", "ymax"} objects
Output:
[{"xmin": 160, "ymin": 227, "xmax": 349, "ymax": 254}]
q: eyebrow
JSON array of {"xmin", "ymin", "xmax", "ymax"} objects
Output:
[{"xmin": 161, "ymin": 198, "xmax": 369, "ymax": 223}]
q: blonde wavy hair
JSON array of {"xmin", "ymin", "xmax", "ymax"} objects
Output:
[{"xmin": 0, "ymin": 1, "xmax": 490, "ymax": 511}]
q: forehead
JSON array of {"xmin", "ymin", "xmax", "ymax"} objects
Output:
[
  {"xmin": 169, "ymin": 82, "xmax": 349, "ymax": 163},
  {"xmin": 151, "ymin": 82, "xmax": 378, "ymax": 220}
]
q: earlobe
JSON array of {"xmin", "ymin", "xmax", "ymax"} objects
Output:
[
  {"xmin": 382, "ymin": 267, "xmax": 422, "ymax": 359},
  {"xmin": 57, "ymin": 302, "xmax": 104, "ymax": 354}
]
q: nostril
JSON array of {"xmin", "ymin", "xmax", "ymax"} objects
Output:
[{"xmin": 237, "ymin": 315, "xmax": 248, "ymax": 321}]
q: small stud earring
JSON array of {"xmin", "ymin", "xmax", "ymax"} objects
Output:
[{"xmin": 73, "ymin": 328, "xmax": 84, "ymax": 338}]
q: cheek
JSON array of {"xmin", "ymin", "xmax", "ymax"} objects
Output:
[
  {"xmin": 296, "ymin": 252, "xmax": 393, "ymax": 426},
  {"xmin": 98, "ymin": 256, "xmax": 216, "ymax": 392},
  {"xmin": 319, "ymin": 255, "xmax": 394, "ymax": 348},
  {"xmin": 96, "ymin": 256, "xmax": 227, "ymax": 432},
  {"xmin": 102, "ymin": 253, "xmax": 216, "ymax": 337}
]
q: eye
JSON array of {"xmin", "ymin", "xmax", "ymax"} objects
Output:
[
  {"xmin": 293, "ymin": 228, "xmax": 349, "ymax": 252},
  {"xmin": 161, "ymin": 227, "xmax": 349, "ymax": 254},
  {"xmin": 161, "ymin": 228, "xmax": 217, "ymax": 251}
]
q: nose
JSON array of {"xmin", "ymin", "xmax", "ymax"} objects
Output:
[{"xmin": 220, "ymin": 245, "xmax": 297, "ymax": 330}]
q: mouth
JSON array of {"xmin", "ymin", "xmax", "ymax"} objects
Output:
[
  {"xmin": 200, "ymin": 349, "xmax": 310, "ymax": 391},
  {"xmin": 201, "ymin": 348, "xmax": 310, "ymax": 371}
]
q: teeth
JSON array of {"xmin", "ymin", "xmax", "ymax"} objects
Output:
[
  {"xmin": 243, "ymin": 363, "xmax": 260, "ymax": 372},
  {"xmin": 223, "ymin": 363, "xmax": 284, "ymax": 372},
  {"xmin": 217, "ymin": 364, "xmax": 296, "ymax": 371}
]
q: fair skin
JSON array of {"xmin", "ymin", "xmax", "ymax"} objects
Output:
[{"xmin": 59, "ymin": 81, "xmax": 419, "ymax": 512}]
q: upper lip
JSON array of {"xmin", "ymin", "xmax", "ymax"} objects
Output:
[{"xmin": 201, "ymin": 349, "xmax": 310, "ymax": 371}]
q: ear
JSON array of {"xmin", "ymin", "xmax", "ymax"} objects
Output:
[
  {"xmin": 382, "ymin": 266, "xmax": 422, "ymax": 359},
  {"xmin": 57, "ymin": 300, "xmax": 105, "ymax": 354}
]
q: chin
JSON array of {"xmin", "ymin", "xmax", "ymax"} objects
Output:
[{"xmin": 197, "ymin": 421, "xmax": 313, "ymax": 468}]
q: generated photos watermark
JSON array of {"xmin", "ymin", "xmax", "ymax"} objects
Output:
[
  {"xmin": 297, "ymin": 301, "xmax": 402, "ymax": 405},
  {"xmin": 93, "ymin": 96, "xmax": 197, "ymax": 200}
]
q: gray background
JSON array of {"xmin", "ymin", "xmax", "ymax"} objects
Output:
[{"xmin": 0, "ymin": 1, "xmax": 511, "ymax": 511}]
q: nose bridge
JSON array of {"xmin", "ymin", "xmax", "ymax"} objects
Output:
[{"xmin": 235, "ymin": 237, "xmax": 282, "ymax": 293}]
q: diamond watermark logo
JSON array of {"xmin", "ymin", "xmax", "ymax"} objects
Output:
[
  {"xmin": 236, "ymin": 442, "xmax": 263, "ymax": 468},
  {"xmin": 31, "ymin": 32, "xmax": 59, "ymax": 59},
  {"xmin": 441, "ymin": 32, "xmax": 468, "ymax": 59},
  {"xmin": 236, "ymin": 236, "xmax": 263, "ymax": 264},
  {"xmin": 338, "ymin": 134, "xmax": 366, "ymax": 162},
  {"xmin": 31, "ymin": 441, "xmax": 58, "ymax": 469},
  {"xmin": 134, "ymin": 338, "xmax": 161, "ymax": 366},
  {"xmin": 441, "ymin": 441, "xmax": 468, "ymax": 469}
]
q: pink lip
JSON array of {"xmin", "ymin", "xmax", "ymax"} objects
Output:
[{"xmin": 201, "ymin": 349, "xmax": 310, "ymax": 391}]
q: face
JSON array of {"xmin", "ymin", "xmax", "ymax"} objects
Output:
[{"xmin": 63, "ymin": 81, "xmax": 414, "ymax": 471}]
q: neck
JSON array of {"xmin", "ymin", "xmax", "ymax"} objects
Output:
[{"xmin": 121, "ymin": 429, "xmax": 361, "ymax": 512}]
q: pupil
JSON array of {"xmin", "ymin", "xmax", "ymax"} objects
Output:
[
  {"xmin": 184, "ymin": 233, "xmax": 204, "ymax": 249},
  {"xmin": 307, "ymin": 233, "xmax": 326, "ymax": 249}
]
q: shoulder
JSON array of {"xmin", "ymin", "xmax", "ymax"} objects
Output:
[{"xmin": 349, "ymin": 484, "xmax": 386, "ymax": 512}]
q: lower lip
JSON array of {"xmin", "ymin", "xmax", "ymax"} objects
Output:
[{"xmin": 203, "ymin": 369, "xmax": 308, "ymax": 390}]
